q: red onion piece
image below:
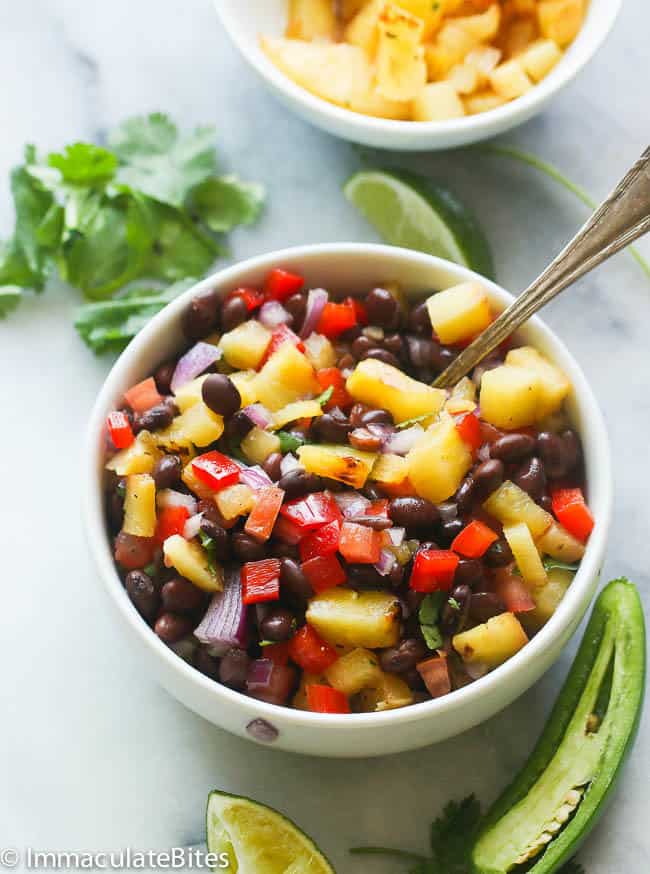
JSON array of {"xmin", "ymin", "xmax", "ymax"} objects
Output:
[
  {"xmin": 194, "ymin": 567, "xmax": 247, "ymax": 652},
  {"xmin": 384, "ymin": 425, "xmax": 424, "ymax": 456},
  {"xmin": 465, "ymin": 661, "xmax": 489, "ymax": 681},
  {"xmin": 246, "ymin": 659, "xmax": 296, "ymax": 705},
  {"xmin": 239, "ymin": 465, "xmax": 273, "ymax": 490},
  {"xmin": 334, "ymin": 491, "xmax": 371, "ymax": 518},
  {"xmin": 259, "ymin": 300, "xmax": 291, "ymax": 329},
  {"xmin": 417, "ymin": 655, "xmax": 452, "ymax": 697},
  {"xmin": 374, "ymin": 548, "xmax": 397, "ymax": 576},
  {"xmin": 386, "ymin": 527, "xmax": 405, "ymax": 547},
  {"xmin": 242, "ymin": 403, "xmax": 273, "ymax": 429},
  {"xmin": 280, "ymin": 453, "xmax": 302, "ymax": 476},
  {"xmin": 183, "ymin": 512, "xmax": 204, "ymax": 540},
  {"xmin": 170, "ymin": 341, "xmax": 222, "ymax": 393},
  {"xmin": 156, "ymin": 489, "xmax": 198, "ymax": 516},
  {"xmin": 299, "ymin": 288, "xmax": 328, "ymax": 339}
]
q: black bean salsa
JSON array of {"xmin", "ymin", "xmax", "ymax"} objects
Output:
[{"xmin": 104, "ymin": 267, "xmax": 594, "ymax": 713}]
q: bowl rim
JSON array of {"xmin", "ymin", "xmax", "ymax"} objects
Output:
[
  {"xmin": 83, "ymin": 242, "xmax": 612, "ymax": 731},
  {"xmin": 213, "ymin": 0, "xmax": 622, "ymax": 143}
]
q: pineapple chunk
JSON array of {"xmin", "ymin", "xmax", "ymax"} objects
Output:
[
  {"xmin": 156, "ymin": 402, "xmax": 224, "ymax": 449},
  {"xmin": 446, "ymin": 63, "xmax": 480, "ymax": 95},
  {"xmin": 229, "ymin": 370, "xmax": 258, "ymax": 408},
  {"xmin": 412, "ymin": 81, "xmax": 466, "ymax": 121},
  {"xmin": 173, "ymin": 375, "xmax": 208, "ymax": 412},
  {"xmin": 182, "ymin": 458, "xmax": 216, "ymax": 501},
  {"xmin": 339, "ymin": 0, "xmax": 366, "ymax": 21},
  {"xmin": 479, "ymin": 365, "xmax": 542, "ymax": 429},
  {"xmin": 397, "ymin": 0, "xmax": 445, "ymax": 37},
  {"xmin": 271, "ymin": 400, "xmax": 323, "ymax": 430},
  {"xmin": 453, "ymin": 612, "xmax": 528, "ymax": 667},
  {"xmin": 465, "ymin": 46, "xmax": 502, "ymax": 84},
  {"xmin": 489, "ymin": 58, "xmax": 533, "ymax": 99},
  {"xmin": 483, "ymin": 480, "xmax": 553, "ymax": 539},
  {"xmin": 286, "ymin": 0, "xmax": 337, "ymax": 41},
  {"xmin": 407, "ymin": 413, "xmax": 472, "ymax": 503},
  {"xmin": 106, "ymin": 430, "xmax": 161, "ymax": 476},
  {"xmin": 503, "ymin": 522, "xmax": 547, "ymax": 587},
  {"xmin": 303, "ymin": 332, "xmax": 337, "ymax": 370},
  {"xmin": 505, "ymin": 346, "xmax": 570, "ymax": 419},
  {"xmin": 445, "ymin": 375, "xmax": 477, "ymax": 414},
  {"xmin": 425, "ymin": 23, "xmax": 477, "ymax": 79},
  {"xmin": 123, "ymin": 474, "xmax": 157, "ymax": 537},
  {"xmin": 346, "ymin": 358, "xmax": 445, "ymax": 423},
  {"xmin": 425, "ymin": 281, "xmax": 492, "ymax": 345},
  {"xmin": 463, "ymin": 89, "xmax": 508, "ymax": 114},
  {"xmin": 325, "ymin": 648, "xmax": 382, "ymax": 696},
  {"xmin": 359, "ymin": 671, "xmax": 414, "ymax": 711},
  {"xmin": 163, "ymin": 534, "xmax": 223, "ymax": 592},
  {"xmin": 369, "ymin": 452, "xmax": 409, "ymax": 485},
  {"xmin": 254, "ymin": 342, "xmax": 320, "ymax": 412},
  {"xmin": 215, "ymin": 483, "xmax": 255, "ymax": 521},
  {"xmin": 344, "ymin": 0, "xmax": 384, "ymax": 54},
  {"xmin": 537, "ymin": 521, "xmax": 585, "ymax": 562},
  {"xmin": 218, "ymin": 320, "xmax": 271, "ymax": 371},
  {"xmin": 376, "ymin": 5, "xmax": 427, "ymax": 102},
  {"xmin": 523, "ymin": 567, "xmax": 574, "ymax": 632},
  {"xmin": 298, "ymin": 443, "xmax": 378, "ymax": 488},
  {"xmin": 518, "ymin": 38, "xmax": 562, "ymax": 81},
  {"xmin": 306, "ymin": 588, "xmax": 401, "ymax": 649},
  {"xmin": 240, "ymin": 427, "xmax": 281, "ymax": 465},
  {"xmin": 454, "ymin": 3, "xmax": 501, "ymax": 41},
  {"xmin": 501, "ymin": 15, "xmax": 538, "ymax": 57},
  {"xmin": 537, "ymin": 0, "xmax": 583, "ymax": 47}
]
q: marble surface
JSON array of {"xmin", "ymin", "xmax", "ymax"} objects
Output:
[{"xmin": 1, "ymin": 0, "xmax": 648, "ymax": 870}]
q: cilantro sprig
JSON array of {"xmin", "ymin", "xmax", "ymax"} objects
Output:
[{"xmin": 418, "ymin": 591, "xmax": 446, "ymax": 650}]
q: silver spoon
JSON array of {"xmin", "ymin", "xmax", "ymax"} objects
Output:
[{"xmin": 433, "ymin": 147, "xmax": 650, "ymax": 389}]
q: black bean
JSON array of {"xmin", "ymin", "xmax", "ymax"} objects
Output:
[
  {"xmin": 365, "ymin": 347, "xmax": 400, "ymax": 368},
  {"xmin": 384, "ymin": 333, "xmax": 403, "ymax": 355},
  {"xmin": 182, "ymin": 287, "xmax": 221, "ymax": 340},
  {"xmin": 429, "ymin": 343, "xmax": 457, "ymax": 373},
  {"xmin": 361, "ymin": 484, "xmax": 384, "ymax": 501},
  {"xmin": 262, "ymin": 452, "xmax": 283, "ymax": 482},
  {"xmin": 441, "ymin": 584, "xmax": 471, "ymax": 634},
  {"xmin": 473, "ymin": 458, "xmax": 504, "ymax": 496},
  {"xmin": 561, "ymin": 429, "xmax": 581, "ymax": 471},
  {"xmin": 471, "ymin": 357, "xmax": 501, "ymax": 387},
  {"xmin": 219, "ymin": 648, "xmax": 250, "ymax": 690},
  {"xmin": 408, "ymin": 301, "xmax": 431, "ymax": 335},
  {"xmin": 152, "ymin": 454, "xmax": 182, "ymax": 490},
  {"xmin": 125, "ymin": 570, "xmax": 160, "ymax": 621},
  {"xmin": 107, "ymin": 488, "xmax": 124, "ymax": 535},
  {"xmin": 311, "ymin": 409, "xmax": 351, "ymax": 444},
  {"xmin": 537, "ymin": 430, "xmax": 580, "ymax": 479},
  {"xmin": 349, "ymin": 427, "xmax": 384, "ymax": 452},
  {"xmin": 161, "ymin": 576, "xmax": 205, "ymax": 613},
  {"xmin": 469, "ymin": 591, "xmax": 507, "ymax": 623},
  {"xmin": 380, "ymin": 638, "xmax": 428, "ymax": 674},
  {"xmin": 365, "ymin": 287, "xmax": 400, "ymax": 329},
  {"xmin": 268, "ymin": 540, "xmax": 299, "ymax": 560},
  {"xmin": 280, "ymin": 558, "xmax": 313, "ymax": 607},
  {"xmin": 514, "ymin": 456, "xmax": 546, "ymax": 500},
  {"xmin": 439, "ymin": 517, "xmax": 464, "ymax": 543},
  {"xmin": 389, "ymin": 497, "xmax": 439, "ymax": 529},
  {"xmin": 277, "ymin": 469, "xmax": 323, "ymax": 498},
  {"xmin": 194, "ymin": 648, "xmax": 221, "ymax": 680},
  {"xmin": 154, "ymin": 361, "xmax": 175, "ymax": 395},
  {"xmin": 490, "ymin": 432, "xmax": 536, "ymax": 462},
  {"xmin": 389, "ymin": 562, "xmax": 405, "ymax": 588},
  {"xmin": 232, "ymin": 532, "xmax": 266, "ymax": 562},
  {"xmin": 225, "ymin": 409, "xmax": 254, "ymax": 443},
  {"xmin": 351, "ymin": 335, "xmax": 373, "ymax": 360},
  {"xmin": 340, "ymin": 326, "xmax": 362, "ymax": 344},
  {"xmin": 284, "ymin": 293, "xmax": 306, "ymax": 331},
  {"xmin": 455, "ymin": 476, "xmax": 475, "ymax": 514},
  {"xmin": 154, "ymin": 612, "xmax": 194, "ymax": 643},
  {"xmin": 199, "ymin": 517, "xmax": 230, "ymax": 561},
  {"xmin": 540, "ymin": 494, "xmax": 553, "ymax": 513},
  {"xmin": 221, "ymin": 296, "xmax": 248, "ymax": 332},
  {"xmin": 484, "ymin": 538, "xmax": 513, "ymax": 567},
  {"xmin": 134, "ymin": 403, "xmax": 174, "ymax": 433},
  {"xmin": 349, "ymin": 403, "xmax": 371, "ymax": 427},
  {"xmin": 360, "ymin": 408, "xmax": 393, "ymax": 427},
  {"xmin": 202, "ymin": 373, "xmax": 241, "ymax": 418},
  {"xmin": 337, "ymin": 352, "xmax": 355, "ymax": 371},
  {"xmin": 260, "ymin": 608, "xmax": 296, "ymax": 642},
  {"xmin": 347, "ymin": 564, "xmax": 385, "ymax": 588},
  {"xmin": 454, "ymin": 558, "xmax": 485, "ymax": 589}
]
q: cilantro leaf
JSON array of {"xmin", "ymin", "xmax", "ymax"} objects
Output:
[
  {"xmin": 315, "ymin": 385, "xmax": 334, "ymax": 406},
  {"xmin": 110, "ymin": 113, "xmax": 217, "ymax": 208},
  {"xmin": 396, "ymin": 414, "xmax": 429, "ymax": 429},
  {"xmin": 10, "ymin": 166, "xmax": 56, "ymax": 287},
  {"xmin": 142, "ymin": 200, "xmax": 221, "ymax": 282},
  {"xmin": 276, "ymin": 430, "xmax": 306, "ymax": 454},
  {"xmin": 199, "ymin": 529, "xmax": 218, "ymax": 571},
  {"xmin": 430, "ymin": 795, "xmax": 481, "ymax": 873},
  {"xmin": 74, "ymin": 279, "xmax": 195, "ymax": 353},
  {"xmin": 543, "ymin": 558, "xmax": 580, "ymax": 573},
  {"xmin": 191, "ymin": 175, "xmax": 265, "ymax": 232},
  {"xmin": 48, "ymin": 143, "xmax": 117, "ymax": 186},
  {"xmin": 419, "ymin": 591, "xmax": 446, "ymax": 650},
  {"xmin": 0, "ymin": 286, "xmax": 22, "ymax": 318}
]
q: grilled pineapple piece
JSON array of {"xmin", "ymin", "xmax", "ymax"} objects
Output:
[
  {"xmin": 306, "ymin": 588, "xmax": 401, "ymax": 649},
  {"xmin": 156, "ymin": 402, "xmax": 224, "ymax": 450},
  {"xmin": 271, "ymin": 400, "xmax": 323, "ymax": 430},
  {"xmin": 218, "ymin": 319, "xmax": 271, "ymax": 371},
  {"xmin": 407, "ymin": 413, "xmax": 472, "ymax": 503},
  {"xmin": 369, "ymin": 452, "xmax": 409, "ymax": 486},
  {"xmin": 163, "ymin": 534, "xmax": 222, "ymax": 592},
  {"xmin": 505, "ymin": 345, "xmax": 570, "ymax": 418},
  {"xmin": 106, "ymin": 430, "xmax": 161, "ymax": 476},
  {"xmin": 537, "ymin": 521, "xmax": 586, "ymax": 562},
  {"xmin": 503, "ymin": 522, "xmax": 547, "ymax": 587},
  {"xmin": 346, "ymin": 358, "xmax": 445, "ymax": 423},
  {"xmin": 325, "ymin": 648, "xmax": 382, "ymax": 696},
  {"xmin": 483, "ymin": 480, "xmax": 553, "ymax": 539},
  {"xmin": 453, "ymin": 612, "xmax": 528, "ymax": 667},
  {"xmin": 123, "ymin": 474, "xmax": 157, "ymax": 537},
  {"xmin": 359, "ymin": 671, "xmax": 414, "ymax": 711},
  {"xmin": 240, "ymin": 427, "xmax": 281, "ymax": 465},
  {"xmin": 480, "ymin": 364, "xmax": 542, "ymax": 429},
  {"xmin": 173, "ymin": 375, "xmax": 208, "ymax": 412},
  {"xmin": 425, "ymin": 281, "xmax": 492, "ymax": 344},
  {"xmin": 297, "ymin": 443, "xmax": 377, "ymax": 488},
  {"xmin": 254, "ymin": 342, "xmax": 320, "ymax": 412},
  {"xmin": 303, "ymin": 332, "xmax": 337, "ymax": 370},
  {"xmin": 376, "ymin": 5, "xmax": 427, "ymax": 102},
  {"xmin": 228, "ymin": 370, "xmax": 258, "ymax": 408},
  {"xmin": 286, "ymin": 0, "xmax": 337, "ymax": 41},
  {"xmin": 215, "ymin": 483, "xmax": 255, "ymax": 521},
  {"xmin": 523, "ymin": 566, "xmax": 574, "ymax": 632}
]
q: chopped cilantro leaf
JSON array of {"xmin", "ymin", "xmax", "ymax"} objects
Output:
[
  {"xmin": 396, "ymin": 414, "xmax": 429, "ymax": 429},
  {"xmin": 419, "ymin": 591, "xmax": 446, "ymax": 650},
  {"xmin": 277, "ymin": 430, "xmax": 306, "ymax": 454},
  {"xmin": 316, "ymin": 385, "xmax": 334, "ymax": 406}
]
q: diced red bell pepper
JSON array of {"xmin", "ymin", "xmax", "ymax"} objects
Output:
[
  {"xmin": 280, "ymin": 491, "xmax": 342, "ymax": 531},
  {"xmin": 299, "ymin": 519, "xmax": 341, "ymax": 563},
  {"xmin": 348, "ymin": 297, "xmax": 368, "ymax": 326},
  {"xmin": 410, "ymin": 549, "xmax": 459, "ymax": 592},
  {"xmin": 226, "ymin": 286, "xmax": 265, "ymax": 312},
  {"xmin": 264, "ymin": 268, "xmax": 304, "ymax": 302},
  {"xmin": 192, "ymin": 451, "xmax": 240, "ymax": 492},
  {"xmin": 272, "ymin": 514, "xmax": 305, "ymax": 544},
  {"xmin": 263, "ymin": 641, "xmax": 290, "ymax": 666},
  {"xmin": 123, "ymin": 377, "xmax": 164, "ymax": 414},
  {"xmin": 114, "ymin": 531, "xmax": 156, "ymax": 570},
  {"xmin": 106, "ymin": 411, "xmax": 135, "ymax": 449},
  {"xmin": 551, "ymin": 487, "xmax": 594, "ymax": 543},
  {"xmin": 338, "ymin": 521, "xmax": 382, "ymax": 564},
  {"xmin": 244, "ymin": 487, "xmax": 285, "ymax": 543},
  {"xmin": 451, "ymin": 519, "xmax": 498, "ymax": 558},
  {"xmin": 455, "ymin": 411, "xmax": 483, "ymax": 452},
  {"xmin": 288, "ymin": 625, "xmax": 338, "ymax": 673},
  {"xmin": 241, "ymin": 558, "xmax": 281, "ymax": 604},
  {"xmin": 316, "ymin": 368, "xmax": 352, "ymax": 410},
  {"xmin": 260, "ymin": 324, "xmax": 305, "ymax": 366},
  {"xmin": 301, "ymin": 553, "xmax": 346, "ymax": 593},
  {"xmin": 155, "ymin": 505, "xmax": 190, "ymax": 545},
  {"xmin": 306, "ymin": 684, "xmax": 350, "ymax": 714},
  {"xmin": 316, "ymin": 299, "xmax": 358, "ymax": 339},
  {"xmin": 365, "ymin": 499, "xmax": 389, "ymax": 518}
]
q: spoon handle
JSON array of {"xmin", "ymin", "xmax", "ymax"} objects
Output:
[{"xmin": 433, "ymin": 146, "xmax": 650, "ymax": 389}]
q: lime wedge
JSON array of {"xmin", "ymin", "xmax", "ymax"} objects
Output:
[
  {"xmin": 344, "ymin": 169, "xmax": 495, "ymax": 279},
  {"xmin": 206, "ymin": 791, "xmax": 335, "ymax": 874}
]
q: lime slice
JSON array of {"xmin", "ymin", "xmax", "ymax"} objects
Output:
[
  {"xmin": 206, "ymin": 791, "xmax": 335, "ymax": 874},
  {"xmin": 344, "ymin": 169, "xmax": 495, "ymax": 279}
]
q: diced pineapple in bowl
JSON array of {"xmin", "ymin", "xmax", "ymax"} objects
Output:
[{"xmin": 84, "ymin": 243, "xmax": 610, "ymax": 757}]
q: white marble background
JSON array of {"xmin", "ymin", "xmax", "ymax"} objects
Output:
[{"xmin": 1, "ymin": 0, "xmax": 648, "ymax": 871}]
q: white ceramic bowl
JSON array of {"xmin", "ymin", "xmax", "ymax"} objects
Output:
[
  {"xmin": 214, "ymin": 0, "xmax": 621, "ymax": 150},
  {"xmin": 84, "ymin": 243, "xmax": 611, "ymax": 757}
]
